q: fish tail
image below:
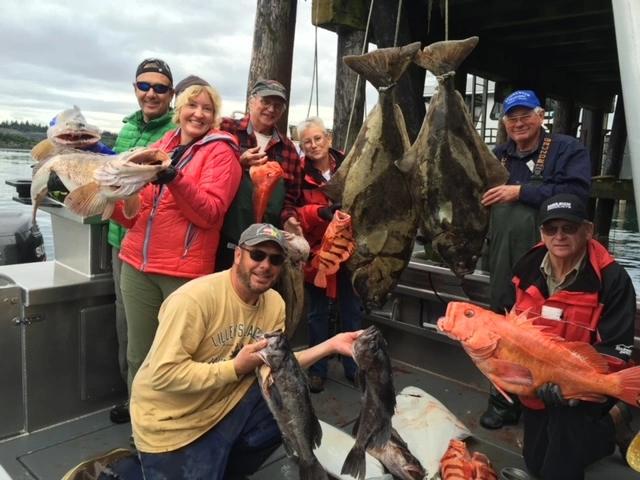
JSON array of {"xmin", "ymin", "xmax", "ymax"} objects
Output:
[
  {"xmin": 612, "ymin": 366, "xmax": 640, "ymax": 406},
  {"xmin": 413, "ymin": 36, "xmax": 479, "ymax": 77},
  {"xmin": 340, "ymin": 445, "xmax": 366, "ymax": 480},
  {"xmin": 314, "ymin": 270, "xmax": 327, "ymax": 289},
  {"xmin": 299, "ymin": 456, "xmax": 328, "ymax": 480},
  {"xmin": 343, "ymin": 42, "xmax": 422, "ymax": 90}
]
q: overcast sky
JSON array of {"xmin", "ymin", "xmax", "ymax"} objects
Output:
[{"xmin": 0, "ymin": 0, "xmax": 378, "ymax": 133}]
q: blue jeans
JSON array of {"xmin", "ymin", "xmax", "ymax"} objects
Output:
[
  {"xmin": 307, "ymin": 268, "xmax": 363, "ymax": 379},
  {"xmin": 138, "ymin": 382, "xmax": 282, "ymax": 480}
]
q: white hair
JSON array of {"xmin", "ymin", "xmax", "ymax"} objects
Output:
[
  {"xmin": 297, "ymin": 116, "xmax": 326, "ymax": 138},
  {"xmin": 502, "ymin": 106, "xmax": 544, "ymax": 122}
]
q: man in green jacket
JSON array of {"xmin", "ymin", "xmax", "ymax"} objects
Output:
[{"xmin": 109, "ymin": 58, "xmax": 176, "ymax": 425}]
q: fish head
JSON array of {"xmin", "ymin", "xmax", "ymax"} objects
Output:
[
  {"xmin": 352, "ymin": 325, "xmax": 388, "ymax": 367},
  {"xmin": 47, "ymin": 105, "xmax": 101, "ymax": 148},
  {"xmin": 432, "ymin": 230, "xmax": 483, "ymax": 277},
  {"xmin": 256, "ymin": 330, "xmax": 289, "ymax": 369},
  {"xmin": 436, "ymin": 301, "xmax": 485, "ymax": 342},
  {"xmin": 249, "ymin": 161, "xmax": 284, "ymax": 187},
  {"xmin": 94, "ymin": 148, "xmax": 172, "ymax": 198},
  {"xmin": 282, "ymin": 232, "xmax": 310, "ymax": 263}
]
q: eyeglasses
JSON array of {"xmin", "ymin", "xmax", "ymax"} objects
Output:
[
  {"xmin": 540, "ymin": 223, "xmax": 581, "ymax": 236},
  {"xmin": 258, "ymin": 97, "xmax": 286, "ymax": 113},
  {"xmin": 136, "ymin": 82, "xmax": 172, "ymax": 94},
  {"xmin": 239, "ymin": 246, "xmax": 285, "ymax": 266},
  {"xmin": 504, "ymin": 113, "xmax": 537, "ymax": 125},
  {"xmin": 301, "ymin": 135, "xmax": 327, "ymax": 148}
]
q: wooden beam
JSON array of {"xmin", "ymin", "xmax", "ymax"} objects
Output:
[
  {"xmin": 311, "ymin": 0, "xmax": 369, "ymax": 33},
  {"xmin": 591, "ymin": 176, "xmax": 635, "ymax": 201}
]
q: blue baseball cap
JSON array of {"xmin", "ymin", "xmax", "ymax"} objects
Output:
[{"xmin": 503, "ymin": 90, "xmax": 541, "ymax": 114}]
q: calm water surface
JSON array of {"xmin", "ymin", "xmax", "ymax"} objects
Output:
[
  {"xmin": 1, "ymin": 148, "xmax": 639, "ymax": 296},
  {"xmin": 1, "ymin": 148, "xmax": 54, "ymax": 259}
]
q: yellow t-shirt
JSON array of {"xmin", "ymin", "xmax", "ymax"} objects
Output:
[{"xmin": 130, "ymin": 270, "xmax": 286, "ymax": 453}]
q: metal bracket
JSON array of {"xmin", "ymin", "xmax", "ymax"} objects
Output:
[{"xmin": 12, "ymin": 315, "xmax": 44, "ymax": 326}]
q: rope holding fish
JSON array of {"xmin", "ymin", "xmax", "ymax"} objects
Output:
[
  {"xmin": 445, "ymin": 0, "xmax": 449, "ymax": 40},
  {"xmin": 345, "ymin": 0, "xmax": 375, "ymax": 151},
  {"xmin": 393, "ymin": 0, "xmax": 404, "ymax": 47},
  {"xmin": 436, "ymin": 71, "xmax": 456, "ymax": 83}
]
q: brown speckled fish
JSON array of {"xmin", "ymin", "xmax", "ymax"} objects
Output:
[{"xmin": 30, "ymin": 148, "xmax": 171, "ymax": 225}]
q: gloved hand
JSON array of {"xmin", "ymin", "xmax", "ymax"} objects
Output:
[
  {"xmin": 152, "ymin": 166, "xmax": 178, "ymax": 186},
  {"xmin": 47, "ymin": 172, "xmax": 69, "ymax": 193},
  {"xmin": 318, "ymin": 203, "xmax": 342, "ymax": 221},
  {"xmin": 535, "ymin": 382, "xmax": 580, "ymax": 407}
]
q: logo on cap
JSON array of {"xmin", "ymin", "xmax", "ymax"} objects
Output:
[
  {"xmin": 257, "ymin": 224, "xmax": 281, "ymax": 239},
  {"xmin": 546, "ymin": 201, "xmax": 572, "ymax": 212}
]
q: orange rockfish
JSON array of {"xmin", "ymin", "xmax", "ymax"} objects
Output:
[
  {"xmin": 438, "ymin": 302, "xmax": 640, "ymax": 406},
  {"xmin": 250, "ymin": 161, "xmax": 284, "ymax": 223},
  {"xmin": 440, "ymin": 440, "xmax": 497, "ymax": 480},
  {"xmin": 312, "ymin": 210, "xmax": 356, "ymax": 289}
]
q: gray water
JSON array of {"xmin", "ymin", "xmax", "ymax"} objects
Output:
[
  {"xmin": 1, "ymin": 148, "xmax": 639, "ymax": 296},
  {"xmin": 1, "ymin": 149, "xmax": 54, "ymax": 259}
]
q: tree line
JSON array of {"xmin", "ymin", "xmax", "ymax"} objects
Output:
[{"xmin": 0, "ymin": 120, "xmax": 118, "ymax": 150}]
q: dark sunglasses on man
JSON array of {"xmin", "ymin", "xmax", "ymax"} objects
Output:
[
  {"xmin": 239, "ymin": 246, "xmax": 285, "ymax": 266},
  {"xmin": 136, "ymin": 82, "xmax": 172, "ymax": 94},
  {"xmin": 540, "ymin": 222, "xmax": 582, "ymax": 236}
]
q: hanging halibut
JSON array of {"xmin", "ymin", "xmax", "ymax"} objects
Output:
[
  {"xmin": 396, "ymin": 37, "xmax": 509, "ymax": 277},
  {"xmin": 322, "ymin": 42, "xmax": 420, "ymax": 311}
]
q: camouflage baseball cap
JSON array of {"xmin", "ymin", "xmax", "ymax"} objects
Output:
[
  {"xmin": 238, "ymin": 223, "xmax": 288, "ymax": 253},
  {"xmin": 251, "ymin": 79, "xmax": 287, "ymax": 102}
]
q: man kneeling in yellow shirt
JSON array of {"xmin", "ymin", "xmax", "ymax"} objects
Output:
[{"xmin": 130, "ymin": 223, "xmax": 361, "ymax": 479}]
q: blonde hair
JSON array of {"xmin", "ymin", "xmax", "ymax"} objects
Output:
[{"xmin": 173, "ymin": 84, "xmax": 222, "ymax": 130}]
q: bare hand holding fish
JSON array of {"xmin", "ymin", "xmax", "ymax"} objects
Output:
[
  {"xmin": 233, "ymin": 338, "xmax": 269, "ymax": 375},
  {"xmin": 241, "ymin": 146, "xmax": 268, "ymax": 168}
]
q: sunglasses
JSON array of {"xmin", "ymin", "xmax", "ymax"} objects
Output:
[
  {"xmin": 136, "ymin": 82, "xmax": 172, "ymax": 94},
  {"xmin": 540, "ymin": 223, "xmax": 581, "ymax": 236},
  {"xmin": 239, "ymin": 246, "xmax": 285, "ymax": 266}
]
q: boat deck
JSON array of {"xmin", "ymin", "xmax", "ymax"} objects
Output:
[{"xmin": 1, "ymin": 355, "xmax": 638, "ymax": 480}]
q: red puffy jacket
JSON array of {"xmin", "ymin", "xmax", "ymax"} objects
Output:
[{"xmin": 112, "ymin": 129, "xmax": 242, "ymax": 278}]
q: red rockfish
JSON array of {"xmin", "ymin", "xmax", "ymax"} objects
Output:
[
  {"xmin": 437, "ymin": 302, "xmax": 640, "ymax": 406},
  {"xmin": 249, "ymin": 161, "xmax": 284, "ymax": 223},
  {"xmin": 440, "ymin": 439, "xmax": 497, "ymax": 480}
]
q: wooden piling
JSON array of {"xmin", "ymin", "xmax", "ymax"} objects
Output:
[
  {"xmin": 247, "ymin": 0, "xmax": 297, "ymax": 133},
  {"xmin": 580, "ymin": 108, "xmax": 606, "ymax": 219},
  {"xmin": 552, "ymin": 99, "xmax": 579, "ymax": 136},
  {"xmin": 332, "ymin": 27, "xmax": 367, "ymax": 153},
  {"xmin": 594, "ymin": 97, "xmax": 628, "ymax": 247}
]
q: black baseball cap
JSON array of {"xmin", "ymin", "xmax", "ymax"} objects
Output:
[
  {"xmin": 136, "ymin": 58, "xmax": 173, "ymax": 85},
  {"xmin": 539, "ymin": 194, "xmax": 589, "ymax": 226}
]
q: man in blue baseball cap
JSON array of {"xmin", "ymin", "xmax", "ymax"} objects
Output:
[{"xmin": 478, "ymin": 89, "xmax": 592, "ymax": 430}]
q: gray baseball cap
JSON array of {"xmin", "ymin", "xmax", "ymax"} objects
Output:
[{"xmin": 238, "ymin": 223, "xmax": 288, "ymax": 254}]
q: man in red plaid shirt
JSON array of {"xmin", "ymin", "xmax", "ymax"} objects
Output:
[{"xmin": 216, "ymin": 79, "xmax": 303, "ymax": 271}]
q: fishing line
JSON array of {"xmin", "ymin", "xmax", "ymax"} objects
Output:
[
  {"xmin": 345, "ymin": 0, "xmax": 375, "ymax": 150},
  {"xmin": 307, "ymin": 0, "xmax": 321, "ymax": 118}
]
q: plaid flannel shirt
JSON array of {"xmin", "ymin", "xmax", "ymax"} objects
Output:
[{"xmin": 220, "ymin": 115, "xmax": 302, "ymax": 225}]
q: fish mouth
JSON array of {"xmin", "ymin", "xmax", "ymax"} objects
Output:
[{"xmin": 54, "ymin": 132, "xmax": 100, "ymax": 145}]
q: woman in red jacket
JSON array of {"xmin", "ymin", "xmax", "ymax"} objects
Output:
[
  {"xmin": 110, "ymin": 82, "xmax": 243, "ymax": 407},
  {"xmin": 296, "ymin": 117, "xmax": 363, "ymax": 393}
]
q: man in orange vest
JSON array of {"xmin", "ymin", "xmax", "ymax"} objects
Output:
[{"xmin": 499, "ymin": 194, "xmax": 636, "ymax": 479}]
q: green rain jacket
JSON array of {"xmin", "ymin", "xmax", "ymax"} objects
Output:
[{"xmin": 107, "ymin": 109, "xmax": 176, "ymax": 249}]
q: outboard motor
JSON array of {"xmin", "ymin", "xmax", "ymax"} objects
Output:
[{"xmin": 0, "ymin": 211, "xmax": 46, "ymax": 265}]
